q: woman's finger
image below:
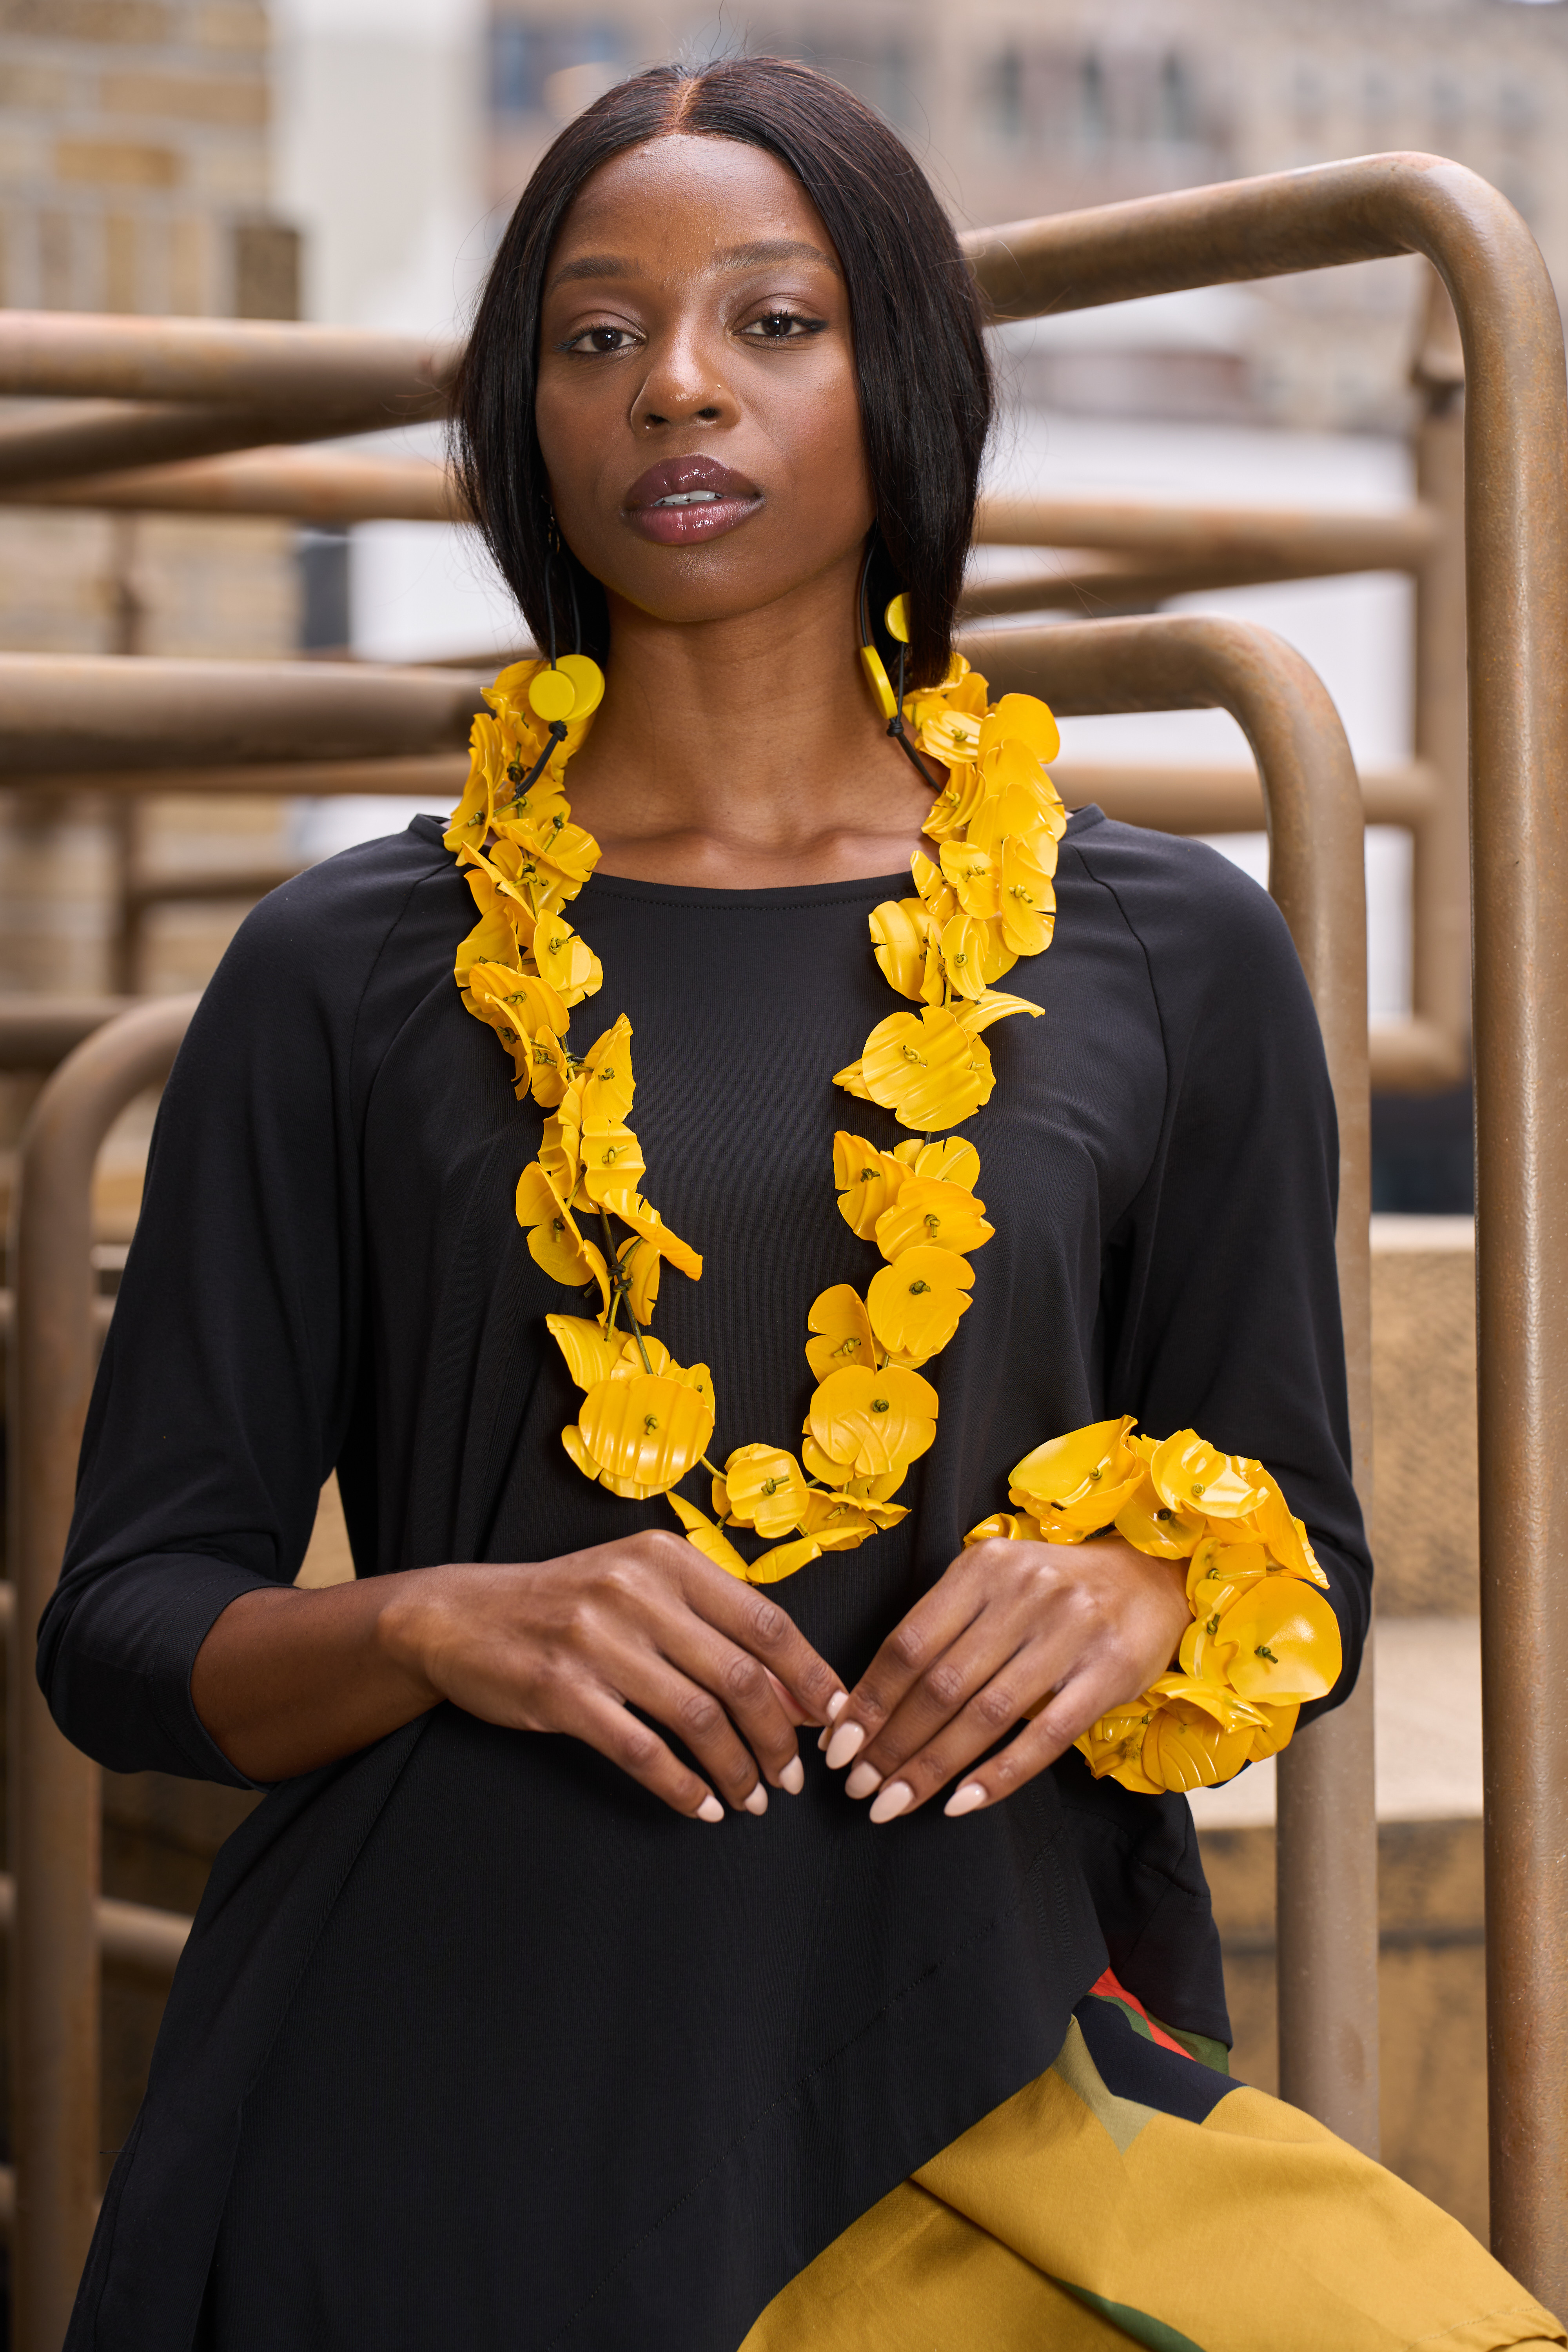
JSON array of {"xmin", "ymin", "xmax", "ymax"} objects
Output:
[
  {"xmin": 935, "ymin": 1677, "xmax": 1114, "ymax": 1819},
  {"xmin": 648, "ymin": 1612, "xmax": 811, "ymax": 1795},
  {"xmin": 842, "ymin": 1611, "xmax": 1030, "ymax": 1791},
  {"xmin": 819, "ymin": 1553, "xmax": 988, "ymax": 1770},
  {"xmin": 554, "ymin": 1679, "xmax": 729, "ymax": 1822},
  {"xmin": 667, "ymin": 1539, "xmax": 846, "ymax": 1726}
]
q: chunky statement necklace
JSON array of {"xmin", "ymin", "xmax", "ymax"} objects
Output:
[{"xmin": 443, "ymin": 649, "xmax": 1341, "ymax": 1795}]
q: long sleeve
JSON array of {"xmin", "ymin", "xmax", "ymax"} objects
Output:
[
  {"xmin": 36, "ymin": 837, "xmax": 434, "ymax": 1782},
  {"xmin": 1079, "ymin": 820, "xmax": 1372, "ymax": 1723}
]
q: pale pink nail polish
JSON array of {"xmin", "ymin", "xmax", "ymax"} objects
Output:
[
  {"xmin": 779, "ymin": 1756, "xmax": 805, "ymax": 1796},
  {"xmin": 825, "ymin": 1690, "xmax": 848, "ymax": 1720},
  {"xmin": 744, "ymin": 1783, "xmax": 769, "ymax": 1816},
  {"xmin": 824, "ymin": 1721, "xmax": 866, "ymax": 1771},
  {"xmin": 868, "ymin": 1781, "xmax": 913, "ymax": 1825},
  {"xmin": 845, "ymin": 1760, "xmax": 883, "ymax": 1800},
  {"xmin": 944, "ymin": 1782, "xmax": 987, "ymax": 1819},
  {"xmin": 697, "ymin": 1794, "xmax": 724, "ymax": 1824}
]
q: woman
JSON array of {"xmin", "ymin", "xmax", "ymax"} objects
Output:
[{"xmin": 44, "ymin": 56, "xmax": 1561, "ymax": 2352}]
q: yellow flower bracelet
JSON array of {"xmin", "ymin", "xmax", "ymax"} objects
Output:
[{"xmin": 966, "ymin": 1416, "xmax": 1343, "ymax": 1796}]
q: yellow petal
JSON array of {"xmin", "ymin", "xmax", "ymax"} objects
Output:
[
  {"xmin": 534, "ymin": 916, "xmax": 603, "ymax": 1005},
  {"xmin": 806, "ymin": 1283, "xmax": 880, "ymax": 1381},
  {"xmin": 998, "ymin": 839, "xmax": 1058, "ymax": 958},
  {"xmin": 953, "ymin": 989, "xmax": 1044, "ymax": 1038},
  {"xmin": 940, "ymin": 838, "xmax": 1001, "ymax": 920},
  {"xmin": 796, "ymin": 1489, "xmax": 900, "ymax": 1548},
  {"xmin": 939, "ymin": 909, "xmax": 1014, "ymax": 999},
  {"xmin": 580, "ymin": 1124, "xmax": 647, "ymax": 1204},
  {"xmin": 668, "ymin": 1492, "xmax": 752, "ymax": 1578},
  {"xmin": 745, "ymin": 1534, "xmax": 823, "ymax": 1584},
  {"xmin": 919, "ymin": 756, "xmax": 985, "ymax": 833},
  {"xmin": 831, "ymin": 1057, "xmax": 875, "ymax": 1102},
  {"xmin": 515, "ymin": 1163, "xmax": 609, "ymax": 1305},
  {"xmin": 963, "ymin": 1510, "xmax": 1044, "ymax": 1544},
  {"xmin": 562, "ymin": 1421, "xmax": 662, "ymax": 1500},
  {"xmin": 909, "ymin": 1136, "xmax": 982, "ymax": 1191},
  {"xmin": 545, "ymin": 1313, "xmax": 625, "ymax": 1391},
  {"xmin": 577, "ymin": 1371, "xmax": 714, "ymax": 1494},
  {"xmin": 869, "ymin": 899, "xmax": 938, "ymax": 1002},
  {"xmin": 801, "ymin": 1432, "xmax": 856, "ymax": 1488},
  {"xmin": 832, "ymin": 1133, "xmax": 907, "ymax": 1239},
  {"xmin": 867, "ymin": 1245, "xmax": 974, "ymax": 1360},
  {"xmin": 856, "ymin": 1005, "xmax": 996, "ymax": 1132},
  {"xmin": 806, "ymin": 1364, "xmax": 938, "ymax": 1479},
  {"xmin": 1214, "ymin": 1578, "xmax": 1343, "ymax": 1706},
  {"xmin": 723, "ymin": 1444, "xmax": 810, "ymax": 1538},
  {"xmin": 1075, "ymin": 1702, "xmax": 1162, "ymax": 1793},
  {"xmin": 1008, "ymin": 1417, "xmax": 1138, "ymax": 1517},
  {"xmin": 978, "ymin": 692, "xmax": 1061, "ymax": 766},
  {"xmin": 1113, "ymin": 1470, "xmax": 1207, "ymax": 1559},
  {"xmin": 910, "ymin": 848, "xmax": 959, "ymax": 924},
  {"xmin": 1140, "ymin": 1698, "xmax": 1258, "ymax": 1792},
  {"xmin": 616, "ymin": 1234, "xmax": 661, "ymax": 1324},
  {"xmin": 579, "ymin": 1015, "xmax": 635, "ymax": 1128},
  {"xmin": 599, "ymin": 1189, "xmax": 702, "ymax": 1280},
  {"xmin": 874, "ymin": 1175, "xmax": 993, "ymax": 1260},
  {"xmin": 1151, "ymin": 1432, "xmax": 1272, "ymax": 1521},
  {"xmin": 1185, "ymin": 1535, "xmax": 1270, "ymax": 1612}
]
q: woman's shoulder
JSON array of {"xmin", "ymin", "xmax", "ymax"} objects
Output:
[
  {"xmin": 1063, "ymin": 804, "xmax": 1303, "ymax": 987},
  {"xmin": 214, "ymin": 813, "xmax": 464, "ymax": 1004}
]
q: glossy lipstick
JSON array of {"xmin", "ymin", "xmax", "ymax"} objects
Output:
[{"xmin": 623, "ymin": 454, "xmax": 762, "ymax": 545}]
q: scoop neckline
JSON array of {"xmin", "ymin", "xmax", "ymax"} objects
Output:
[{"xmin": 410, "ymin": 804, "xmax": 1101, "ymax": 907}]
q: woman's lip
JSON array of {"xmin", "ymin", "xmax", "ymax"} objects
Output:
[
  {"xmin": 625, "ymin": 454, "xmax": 759, "ymax": 508},
  {"xmin": 624, "ymin": 491, "xmax": 763, "ymax": 546}
]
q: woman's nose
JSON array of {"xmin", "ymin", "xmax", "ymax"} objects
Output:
[{"xmin": 630, "ymin": 334, "xmax": 734, "ymax": 432}]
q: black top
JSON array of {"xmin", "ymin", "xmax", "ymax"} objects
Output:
[{"xmin": 44, "ymin": 809, "xmax": 1369, "ymax": 2352}]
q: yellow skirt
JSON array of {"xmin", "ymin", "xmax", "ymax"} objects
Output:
[{"xmin": 743, "ymin": 1976, "xmax": 1564, "ymax": 2352}]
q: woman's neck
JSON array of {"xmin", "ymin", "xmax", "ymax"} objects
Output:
[{"xmin": 559, "ymin": 564, "xmax": 940, "ymax": 889}]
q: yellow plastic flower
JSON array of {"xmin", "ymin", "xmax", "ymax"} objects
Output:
[
  {"xmin": 1009, "ymin": 1416, "xmax": 1143, "ymax": 1534},
  {"xmin": 893, "ymin": 1135, "xmax": 982, "ymax": 1189},
  {"xmin": 833, "ymin": 1133, "xmax": 907, "ymax": 1239},
  {"xmin": 1204, "ymin": 1576, "xmax": 1343, "ymax": 1706},
  {"xmin": 940, "ymin": 838, "xmax": 1001, "ymax": 921},
  {"xmin": 1151, "ymin": 1430, "xmax": 1273, "ymax": 1521},
  {"xmin": 1112, "ymin": 1466, "xmax": 1207, "ymax": 1559},
  {"xmin": 1140, "ymin": 1693, "xmax": 1259, "ymax": 1792},
  {"xmin": 867, "ymin": 1245, "xmax": 974, "ymax": 1361},
  {"xmin": 454, "ymin": 866, "xmax": 535, "ymax": 985},
  {"xmin": 745, "ymin": 1534, "xmax": 823, "ymax": 1583},
  {"xmin": 462, "ymin": 965, "xmax": 572, "ymax": 1100},
  {"xmin": 576, "ymin": 1369, "xmax": 714, "ymax": 1494},
  {"xmin": 919, "ymin": 709, "xmax": 984, "ymax": 768},
  {"xmin": 920, "ymin": 761, "xmax": 985, "ymax": 838},
  {"xmin": 723, "ymin": 1444, "xmax": 810, "ymax": 1538},
  {"xmin": 579, "ymin": 1015, "xmax": 635, "ymax": 1128},
  {"xmin": 805, "ymin": 1283, "xmax": 880, "ymax": 1380},
  {"xmin": 801, "ymin": 1432, "xmax": 855, "ymax": 1487},
  {"xmin": 1076, "ymin": 1702, "xmax": 1163, "ymax": 1795},
  {"xmin": 796, "ymin": 1487, "xmax": 907, "ymax": 1547},
  {"xmin": 909, "ymin": 849, "xmax": 959, "ymax": 924},
  {"xmin": 940, "ymin": 910, "xmax": 1015, "ymax": 999},
  {"xmin": 579, "ymin": 1124, "xmax": 647, "ymax": 1205},
  {"xmin": 1244, "ymin": 1478, "xmax": 1330, "ymax": 1586},
  {"xmin": 873, "ymin": 1176, "xmax": 994, "ymax": 1261},
  {"xmin": 515, "ymin": 1161, "xmax": 608, "ymax": 1304},
  {"xmin": 533, "ymin": 915, "xmax": 602, "ymax": 1006},
  {"xmin": 869, "ymin": 898, "xmax": 943, "ymax": 1005},
  {"xmin": 537, "ymin": 1085, "xmax": 582, "ymax": 1200},
  {"xmin": 999, "ymin": 840, "xmax": 1058, "ymax": 958},
  {"xmin": 844, "ymin": 1005, "xmax": 997, "ymax": 1131},
  {"xmin": 953, "ymin": 989, "xmax": 1045, "ymax": 1040},
  {"xmin": 806, "ymin": 1364, "xmax": 939, "ymax": 1478},
  {"xmin": 978, "ymin": 694, "xmax": 1062, "ymax": 768}
]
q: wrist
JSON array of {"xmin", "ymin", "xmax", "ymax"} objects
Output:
[{"xmin": 371, "ymin": 1567, "xmax": 452, "ymax": 1707}]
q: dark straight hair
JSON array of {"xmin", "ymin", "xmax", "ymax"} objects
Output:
[{"xmin": 450, "ymin": 56, "xmax": 992, "ymax": 689}]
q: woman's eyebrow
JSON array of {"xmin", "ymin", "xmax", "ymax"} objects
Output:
[{"xmin": 548, "ymin": 238, "xmax": 840, "ymax": 294}]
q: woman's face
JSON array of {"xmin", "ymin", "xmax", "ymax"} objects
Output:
[{"xmin": 534, "ymin": 133, "xmax": 875, "ymax": 636}]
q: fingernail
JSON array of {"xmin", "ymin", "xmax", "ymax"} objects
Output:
[
  {"xmin": 743, "ymin": 1783, "xmax": 769, "ymax": 1816},
  {"xmin": 817, "ymin": 1726, "xmax": 831, "ymax": 1751},
  {"xmin": 825, "ymin": 1690, "xmax": 848, "ymax": 1720},
  {"xmin": 824, "ymin": 1722, "xmax": 865, "ymax": 1771},
  {"xmin": 779, "ymin": 1756, "xmax": 805, "ymax": 1796},
  {"xmin": 697, "ymin": 1794, "xmax": 724, "ymax": 1824},
  {"xmin": 944, "ymin": 1782, "xmax": 987, "ymax": 1818},
  {"xmin": 845, "ymin": 1760, "xmax": 883, "ymax": 1800},
  {"xmin": 868, "ymin": 1781, "xmax": 913, "ymax": 1825}
]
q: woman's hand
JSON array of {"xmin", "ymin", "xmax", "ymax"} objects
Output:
[
  {"xmin": 192, "ymin": 1531, "xmax": 844, "ymax": 1818},
  {"xmin": 819, "ymin": 1535, "xmax": 1189, "ymax": 1823}
]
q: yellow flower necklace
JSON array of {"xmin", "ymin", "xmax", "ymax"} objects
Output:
[{"xmin": 442, "ymin": 651, "xmax": 1341, "ymax": 1791}]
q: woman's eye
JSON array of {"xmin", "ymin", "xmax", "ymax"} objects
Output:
[
  {"xmin": 564, "ymin": 325, "xmax": 640, "ymax": 355},
  {"xmin": 741, "ymin": 310, "xmax": 823, "ymax": 342}
]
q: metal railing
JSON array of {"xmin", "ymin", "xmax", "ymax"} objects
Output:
[{"xmin": 0, "ymin": 144, "xmax": 1562, "ymax": 2332}]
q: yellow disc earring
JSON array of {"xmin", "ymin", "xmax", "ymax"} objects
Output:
[
  {"xmin": 857, "ymin": 543, "xmax": 931, "ymax": 783},
  {"xmin": 517, "ymin": 534, "xmax": 606, "ymax": 791}
]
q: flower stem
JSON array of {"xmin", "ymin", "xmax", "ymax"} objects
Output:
[{"xmin": 600, "ymin": 1207, "xmax": 654, "ymax": 1372}]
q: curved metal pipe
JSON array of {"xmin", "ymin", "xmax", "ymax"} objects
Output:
[
  {"xmin": 8, "ymin": 996, "xmax": 196, "ymax": 2352},
  {"xmin": 967, "ymin": 613, "xmax": 1378, "ymax": 2155}
]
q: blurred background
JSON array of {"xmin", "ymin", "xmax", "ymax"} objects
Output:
[{"xmin": 0, "ymin": 0, "xmax": 1562, "ymax": 2270}]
